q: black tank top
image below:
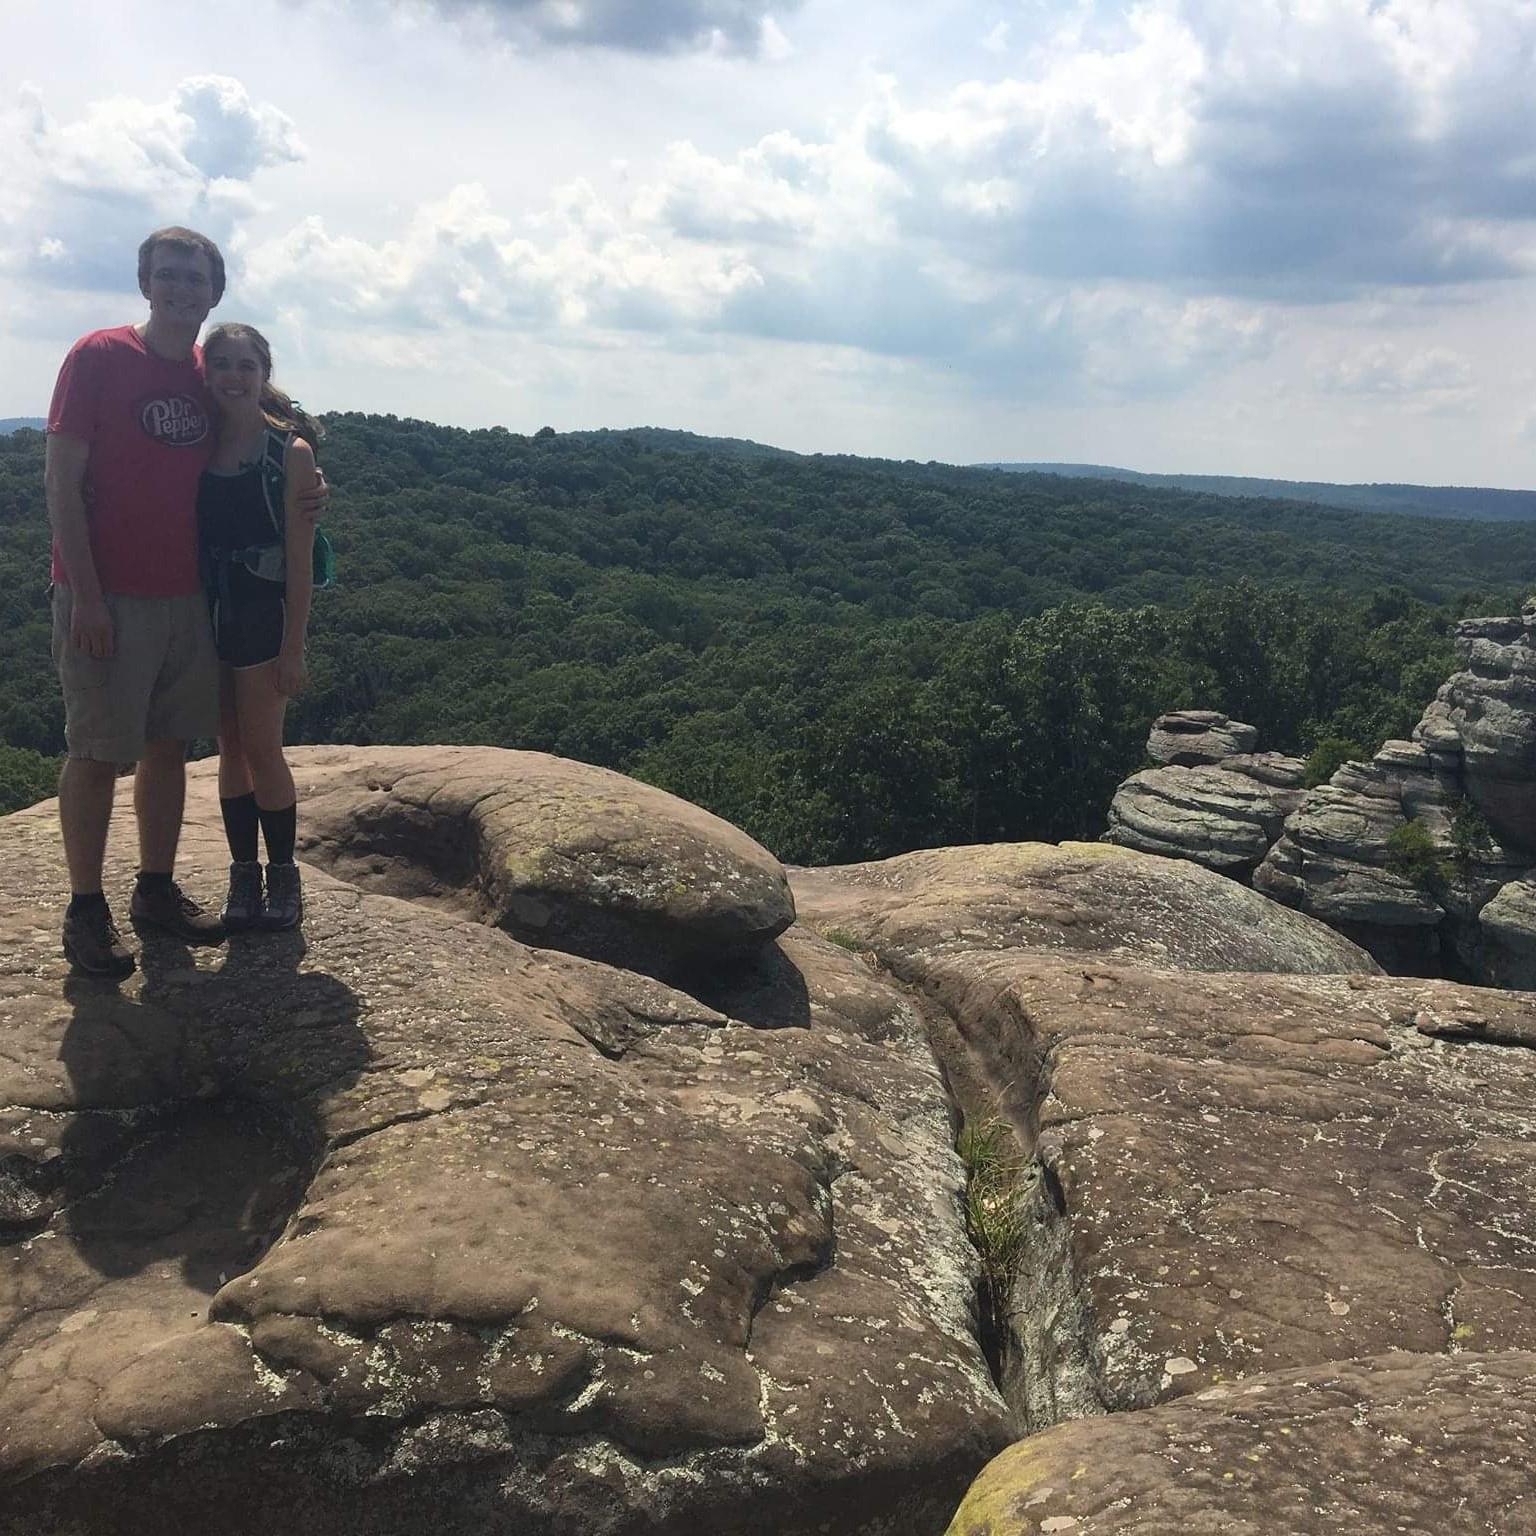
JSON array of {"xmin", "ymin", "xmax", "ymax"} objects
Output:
[{"xmin": 198, "ymin": 465, "xmax": 284, "ymax": 602}]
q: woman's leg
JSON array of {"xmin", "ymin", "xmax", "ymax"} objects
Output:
[
  {"xmin": 216, "ymin": 665, "xmax": 252, "ymax": 799},
  {"xmin": 233, "ymin": 663, "xmax": 302, "ymax": 928},
  {"xmin": 232, "ymin": 664, "xmax": 295, "ymax": 814},
  {"xmin": 216, "ymin": 665, "xmax": 260, "ymax": 864},
  {"xmin": 216, "ymin": 664, "xmax": 264, "ymax": 926}
]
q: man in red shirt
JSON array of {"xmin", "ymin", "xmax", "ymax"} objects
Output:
[{"xmin": 46, "ymin": 226, "xmax": 309, "ymax": 976}]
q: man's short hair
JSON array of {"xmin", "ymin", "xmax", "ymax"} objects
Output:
[{"xmin": 137, "ymin": 227, "xmax": 226, "ymax": 304}]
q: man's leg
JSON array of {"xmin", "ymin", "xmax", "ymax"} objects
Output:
[
  {"xmin": 130, "ymin": 591, "xmax": 226, "ymax": 945},
  {"xmin": 59, "ymin": 757, "xmax": 134, "ymax": 977},
  {"xmin": 58, "ymin": 755, "xmax": 118, "ymax": 894},
  {"xmin": 128, "ymin": 738, "xmax": 224, "ymax": 944},
  {"xmin": 53, "ymin": 586, "xmax": 138, "ymax": 977},
  {"xmin": 134, "ymin": 737, "xmax": 186, "ymax": 875}
]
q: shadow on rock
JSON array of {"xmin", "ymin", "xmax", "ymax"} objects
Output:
[
  {"xmin": 56, "ymin": 925, "xmax": 369, "ymax": 1296},
  {"xmin": 673, "ymin": 939, "xmax": 813, "ymax": 1030}
]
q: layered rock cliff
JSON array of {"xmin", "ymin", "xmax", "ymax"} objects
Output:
[
  {"xmin": 3, "ymin": 746, "xmax": 1535, "ymax": 1535},
  {"xmin": 1105, "ymin": 608, "xmax": 1536, "ymax": 985}
]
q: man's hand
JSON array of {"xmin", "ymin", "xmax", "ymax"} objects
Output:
[
  {"xmin": 70, "ymin": 596, "xmax": 114, "ymax": 659},
  {"xmin": 275, "ymin": 651, "xmax": 308, "ymax": 697},
  {"xmin": 293, "ymin": 467, "xmax": 329, "ymax": 529}
]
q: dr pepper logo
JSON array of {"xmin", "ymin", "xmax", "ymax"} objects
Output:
[{"xmin": 139, "ymin": 394, "xmax": 209, "ymax": 447}]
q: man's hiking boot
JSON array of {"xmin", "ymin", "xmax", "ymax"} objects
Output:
[
  {"xmin": 130, "ymin": 880, "xmax": 226, "ymax": 945},
  {"xmin": 223, "ymin": 861, "xmax": 265, "ymax": 932},
  {"xmin": 62, "ymin": 901, "xmax": 135, "ymax": 979},
  {"xmin": 262, "ymin": 862, "xmax": 303, "ymax": 932}
]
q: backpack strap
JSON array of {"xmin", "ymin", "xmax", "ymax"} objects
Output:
[{"xmin": 258, "ymin": 426, "xmax": 291, "ymax": 540}]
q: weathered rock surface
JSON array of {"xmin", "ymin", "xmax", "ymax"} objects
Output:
[
  {"xmin": 10, "ymin": 741, "xmax": 1536, "ymax": 1536},
  {"xmin": 1103, "ymin": 765, "xmax": 1299, "ymax": 876},
  {"xmin": 1105, "ymin": 714, "xmax": 1304, "ymax": 875},
  {"xmin": 791, "ymin": 840, "xmax": 1374, "ymax": 977},
  {"xmin": 944, "ymin": 1351, "xmax": 1536, "ymax": 1535},
  {"xmin": 1254, "ymin": 735, "xmax": 1535, "ymax": 975},
  {"xmin": 1253, "ymin": 776, "xmax": 1442, "ymax": 927},
  {"xmin": 1419, "ymin": 607, "xmax": 1536, "ymax": 850},
  {"xmin": 0, "ymin": 760, "xmax": 1007, "ymax": 1535},
  {"xmin": 922, "ymin": 955, "xmax": 1536, "ymax": 1409},
  {"xmin": 796, "ymin": 851, "xmax": 1536, "ymax": 1528},
  {"xmin": 286, "ymin": 745, "xmax": 796, "ymax": 980},
  {"xmin": 1216, "ymin": 751, "xmax": 1306, "ymax": 788},
  {"xmin": 1145, "ymin": 711, "xmax": 1258, "ymax": 767},
  {"xmin": 1478, "ymin": 877, "xmax": 1536, "ymax": 989},
  {"xmin": 1102, "ymin": 612, "xmax": 1536, "ymax": 985},
  {"xmin": 1240, "ymin": 611, "xmax": 1536, "ymax": 981}
]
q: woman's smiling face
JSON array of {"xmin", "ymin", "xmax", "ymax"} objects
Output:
[{"xmin": 205, "ymin": 337, "xmax": 265, "ymax": 413}]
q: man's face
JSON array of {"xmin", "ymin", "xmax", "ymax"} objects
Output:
[{"xmin": 141, "ymin": 243, "xmax": 217, "ymax": 330}]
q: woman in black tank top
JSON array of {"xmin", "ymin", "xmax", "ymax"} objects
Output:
[
  {"xmin": 201, "ymin": 323, "xmax": 320, "ymax": 934},
  {"xmin": 198, "ymin": 456, "xmax": 288, "ymax": 669}
]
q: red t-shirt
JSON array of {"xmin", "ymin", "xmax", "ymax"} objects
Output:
[{"xmin": 48, "ymin": 325, "xmax": 215, "ymax": 597}]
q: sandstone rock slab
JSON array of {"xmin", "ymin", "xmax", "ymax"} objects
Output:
[
  {"xmin": 0, "ymin": 768, "xmax": 1007, "ymax": 1536},
  {"xmin": 269, "ymin": 746, "xmax": 795, "ymax": 981},
  {"xmin": 1216, "ymin": 751, "xmax": 1306, "ymax": 789},
  {"xmin": 1146, "ymin": 711, "xmax": 1259, "ymax": 767},
  {"xmin": 1103, "ymin": 765, "xmax": 1293, "ymax": 875},
  {"xmin": 1478, "ymin": 876, "xmax": 1536, "ymax": 989},
  {"xmin": 918, "ymin": 952, "xmax": 1536, "ymax": 1416},
  {"xmin": 1417, "ymin": 611, "xmax": 1536, "ymax": 851},
  {"xmin": 945, "ymin": 1351, "xmax": 1536, "ymax": 1536},
  {"xmin": 792, "ymin": 841, "xmax": 1374, "ymax": 977},
  {"xmin": 1254, "ymin": 781, "xmax": 1444, "ymax": 937}
]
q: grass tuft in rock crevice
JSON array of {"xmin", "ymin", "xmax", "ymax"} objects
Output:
[{"xmin": 958, "ymin": 1114, "xmax": 1032, "ymax": 1385}]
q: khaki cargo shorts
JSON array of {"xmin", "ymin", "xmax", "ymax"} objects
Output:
[{"xmin": 52, "ymin": 587, "xmax": 220, "ymax": 762}]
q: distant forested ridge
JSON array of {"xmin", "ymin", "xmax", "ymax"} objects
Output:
[
  {"xmin": 1, "ymin": 417, "xmax": 1528, "ymax": 854},
  {"xmin": 0, "ymin": 419, "xmax": 44, "ymax": 435},
  {"xmin": 982, "ymin": 461, "xmax": 1536, "ymax": 522}
]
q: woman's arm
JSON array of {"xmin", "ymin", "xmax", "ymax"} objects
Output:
[{"xmin": 276, "ymin": 437, "xmax": 318, "ymax": 697}]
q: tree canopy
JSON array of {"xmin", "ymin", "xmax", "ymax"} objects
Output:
[{"xmin": 1, "ymin": 419, "xmax": 1523, "ymax": 848}]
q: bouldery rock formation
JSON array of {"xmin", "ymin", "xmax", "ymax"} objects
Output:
[
  {"xmin": 4, "ymin": 746, "xmax": 1536, "ymax": 1535},
  {"xmin": 1420, "ymin": 609, "xmax": 1536, "ymax": 850},
  {"xmin": 1106, "ymin": 608, "xmax": 1536, "ymax": 984},
  {"xmin": 1146, "ymin": 709, "xmax": 1259, "ymax": 767},
  {"xmin": 1104, "ymin": 712, "xmax": 1305, "ymax": 878}
]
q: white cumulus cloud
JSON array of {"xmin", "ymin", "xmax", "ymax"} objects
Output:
[
  {"xmin": 382, "ymin": 0, "xmax": 801, "ymax": 54},
  {"xmin": 243, "ymin": 178, "xmax": 762, "ymax": 333},
  {"xmin": 1321, "ymin": 342, "xmax": 1480, "ymax": 414},
  {"xmin": 0, "ymin": 75, "xmax": 304, "ymax": 295},
  {"xmin": 8, "ymin": 0, "xmax": 1536, "ymax": 431}
]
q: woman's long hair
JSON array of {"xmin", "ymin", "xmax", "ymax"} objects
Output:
[{"xmin": 203, "ymin": 322, "xmax": 324, "ymax": 450}]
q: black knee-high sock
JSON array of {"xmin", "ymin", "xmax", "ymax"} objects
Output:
[
  {"xmin": 220, "ymin": 793, "xmax": 260, "ymax": 863},
  {"xmin": 258, "ymin": 802, "xmax": 297, "ymax": 866}
]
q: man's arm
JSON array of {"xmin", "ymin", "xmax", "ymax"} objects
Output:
[
  {"xmin": 292, "ymin": 461, "xmax": 329, "ymax": 529},
  {"xmin": 45, "ymin": 432, "xmax": 114, "ymax": 658}
]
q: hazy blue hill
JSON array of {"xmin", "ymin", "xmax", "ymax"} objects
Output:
[
  {"xmin": 0, "ymin": 420, "xmax": 44, "ymax": 435},
  {"xmin": 981, "ymin": 461, "xmax": 1536, "ymax": 521}
]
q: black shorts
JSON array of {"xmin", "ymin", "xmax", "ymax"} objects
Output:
[{"xmin": 213, "ymin": 594, "xmax": 286, "ymax": 670}]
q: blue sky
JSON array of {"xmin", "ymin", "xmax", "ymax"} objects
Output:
[{"xmin": 3, "ymin": 0, "xmax": 1534, "ymax": 485}]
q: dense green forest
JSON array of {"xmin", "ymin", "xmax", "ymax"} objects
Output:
[{"xmin": 2, "ymin": 418, "xmax": 1528, "ymax": 860}]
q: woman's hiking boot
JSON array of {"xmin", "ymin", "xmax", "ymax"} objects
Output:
[
  {"xmin": 263, "ymin": 862, "xmax": 303, "ymax": 931},
  {"xmin": 223, "ymin": 861, "xmax": 265, "ymax": 931},
  {"xmin": 62, "ymin": 899, "xmax": 135, "ymax": 979}
]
